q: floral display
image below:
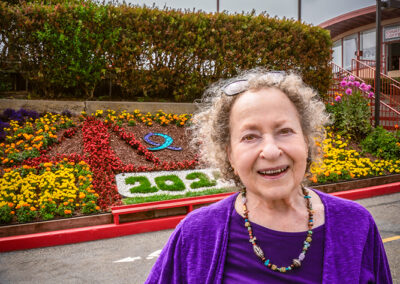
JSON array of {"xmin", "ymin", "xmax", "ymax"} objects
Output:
[
  {"xmin": 309, "ymin": 129, "xmax": 400, "ymax": 184},
  {"xmin": 0, "ymin": 108, "xmax": 195, "ymax": 224},
  {"xmin": 0, "ymin": 106, "xmax": 399, "ymax": 224}
]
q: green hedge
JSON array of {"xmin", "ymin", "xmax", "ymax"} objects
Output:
[{"xmin": 0, "ymin": 1, "xmax": 332, "ymax": 101}]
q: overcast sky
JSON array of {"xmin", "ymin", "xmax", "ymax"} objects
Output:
[{"xmin": 121, "ymin": 0, "xmax": 375, "ymax": 25}]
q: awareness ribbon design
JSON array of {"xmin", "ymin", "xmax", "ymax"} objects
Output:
[{"xmin": 144, "ymin": 132, "xmax": 182, "ymax": 151}]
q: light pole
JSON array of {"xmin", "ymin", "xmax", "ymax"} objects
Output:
[
  {"xmin": 375, "ymin": 0, "xmax": 382, "ymax": 127},
  {"xmin": 217, "ymin": 0, "xmax": 219, "ymax": 13},
  {"xmin": 298, "ymin": 0, "xmax": 301, "ymax": 21}
]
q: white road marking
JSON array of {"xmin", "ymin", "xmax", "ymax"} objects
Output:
[
  {"xmin": 146, "ymin": 249, "xmax": 162, "ymax": 260},
  {"xmin": 113, "ymin": 256, "xmax": 142, "ymax": 263}
]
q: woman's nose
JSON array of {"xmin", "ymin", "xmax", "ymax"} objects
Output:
[{"xmin": 259, "ymin": 138, "xmax": 282, "ymax": 160}]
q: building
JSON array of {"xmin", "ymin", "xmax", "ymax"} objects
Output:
[{"xmin": 320, "ymin": 5, "xmax": 400, "ymax": 77}]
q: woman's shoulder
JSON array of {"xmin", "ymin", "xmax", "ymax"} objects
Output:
[
  {"xmin": 312, "ymin": 188, "xmax": 374, "ymax": 223},
  {"xmin": 179, "ymin": 192, "xmax": 238, "ymax": 230}
]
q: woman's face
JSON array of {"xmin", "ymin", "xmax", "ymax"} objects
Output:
[{"xmin": 228, "ymin": 87, "xmax": 308, "ymax": 201}]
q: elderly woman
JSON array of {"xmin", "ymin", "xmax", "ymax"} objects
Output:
[{"xmin": 145, "ymin": 69, "xmax": 392, "ymax": 283}]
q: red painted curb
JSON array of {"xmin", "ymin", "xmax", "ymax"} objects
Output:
[
  {"xmin": 331, "ymin": 181, "xmax": 400, "ymax": 200},
  {"xmin": 0, "ymin": 215, "xmax": 184, "ymax": 252},
  {"xmin": 1, "ymin": 182, "xmax": 400, "ymax": 252}
]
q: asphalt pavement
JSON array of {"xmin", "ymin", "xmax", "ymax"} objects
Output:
[{"xmin": 0, "ymin": 192, "xmax": 399, "ymax": 284}]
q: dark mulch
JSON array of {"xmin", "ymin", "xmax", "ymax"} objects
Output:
[
  {"xmin": 47, "ymin": 129, "xmax": 85, "ymax": 158},
  {"xmin": 44, "ymin": 122, "xmax": 197, "ymax": 167}
]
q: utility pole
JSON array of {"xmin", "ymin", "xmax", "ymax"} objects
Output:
[
  {"xmin": 298, "ymin": 0, "xmax": 301, "ymax": 21},
  {"xmin": 375, "ymin": 0, "xmax": 382, "ymax": 127},
  {"xmin": 217, "ymin": 0, "xmax": 219, "ymax": 13}
]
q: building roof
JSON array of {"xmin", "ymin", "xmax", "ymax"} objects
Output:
[{"xmin": 319, "ymin": 5, "xmax": 400, "ymax": 39}]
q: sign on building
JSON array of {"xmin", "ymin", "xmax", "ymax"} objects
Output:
[{"xmin": 384, "ymin": 25, "xmax": 400, "ymax": 42}]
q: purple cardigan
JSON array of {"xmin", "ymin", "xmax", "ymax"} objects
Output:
[{"xmin": 145, "ymin": 189, "xmax": 392, "ymax": 283}]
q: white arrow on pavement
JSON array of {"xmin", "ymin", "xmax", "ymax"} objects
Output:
[
  {"xmin": 146, "ymin": 249, "xmax": 162, "ymax": 260},
  {"xmin": 113, "ymin": 256, "xmax": 142, "ymax": 263}
]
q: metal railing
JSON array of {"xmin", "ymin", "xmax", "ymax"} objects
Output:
[{"xmin": 330, "ymin": 62, "xmax": 400, "ymax": 130}]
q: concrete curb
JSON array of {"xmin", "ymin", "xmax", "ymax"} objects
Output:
[
  {"xmin": 1, "ymin": 182, "xmax": 400, "ymax": 252},
  {"xmin": 0, "ymin": 99, "xmax": 197, "ymax": 115}
]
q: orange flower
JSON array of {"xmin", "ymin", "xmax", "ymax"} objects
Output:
[
  {"xmin": 11, "ymin": 211, "xmax": 15, "ymax": 215},
  {"xmin": 8, "ymin": 202, "xmax": 14, "ymax": 208},
  {"xmin": 30, "ymin": 207, "xmax": 36, "ymax": 211},
  {"xmin": 395, "ymin": 124, "xmax": 399, "ymax": 129},
  {"xmin": 63, "ymin": 201, "xmax": 69, "ymax": 206},
  {"xmin": 64, "ymin": 209, "xmax": 72, "ymax": 215},
  {"xmin": 95, "ymin": 206, "xmax": 100, "ymax": 210}
]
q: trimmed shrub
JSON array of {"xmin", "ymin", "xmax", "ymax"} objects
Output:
[
  {"xmin": 361, "ymin": 126, "xmax": 400, "ymax": 160},
  {"xmin": 0, "ymin": 2, "xmax": 332, "ymax": 101}
]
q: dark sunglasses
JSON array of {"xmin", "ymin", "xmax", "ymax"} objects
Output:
[{"xmin": 222, "ymin": 71, "xmax": 286, "ymax": 96}]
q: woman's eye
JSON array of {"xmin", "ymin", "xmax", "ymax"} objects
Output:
[
  {"xmin": 242, "ymin": 134, "xmax": 255, "ymax": 141},
  {"xmin": 280, "ymin": 128, "xmax": 294, "ymax": 135}
]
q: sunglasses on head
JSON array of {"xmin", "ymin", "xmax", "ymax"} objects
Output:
[{"xmin": 222, "ymin": 71, "xmax": 286, "ymax": 96}]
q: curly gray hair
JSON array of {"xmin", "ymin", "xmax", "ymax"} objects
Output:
[{"xmin": 189, "ymin": 68, "xmax": 330, "ymax": 187}]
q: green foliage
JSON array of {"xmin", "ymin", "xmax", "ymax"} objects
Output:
[
  {"xmin": 186, "ymin": 172, "xmax": 217, "ymax": 189},
  {"xmin": 81, "ymin": 201, "xmax": 98, "ymax": 214},
  {"xmin": 361, "ymin": 126, "xmax": 400, "ymax": 160},
  {"xmin": 327, "ymin": 91, "xmax": 371, "ymax": 141},
  {"xmin": 16, "ymin": 206, "xmax": 37, "ymax": 223},
  {"xmin": 0, "ymin": 205, "xmax": 13, "ymax": 224},
  {"xmin": 125, "ymin": 176, "xmax": 158, "ymax": 193},
  {"xmin": 0, "ymin": 2, "xmax": 332, "ymax": 101},
  {"xmin": 1, "ymin": 1, "xmax": 120, "ymax": 98},
  {"xmin": 39, "ymin": 202, "xmax": 57, "ymax": 220},
  {"xmin": 154, "ymin": 175, "xmax": 186, "ymax": 191}
]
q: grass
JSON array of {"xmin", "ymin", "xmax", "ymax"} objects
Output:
[{"xmin": 122, "ymin": 188, "xmax": 235, "ymax": 205}]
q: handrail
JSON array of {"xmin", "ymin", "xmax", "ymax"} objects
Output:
[
  {"xmin": 352, "ymin": 59, "xmax": 400, "ymax": 86},
  {"xmin": 330, "ymin": 62, "xmax": 400, "ymax": 130}
]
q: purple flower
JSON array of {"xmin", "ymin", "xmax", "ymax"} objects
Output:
[
  {"xmin": 360, "ymin": 83, "xmax": 367, "ymax": 91},
  {"xmin": 340, "ymin": 80, "xmax": 348, "ymax": 87},
  {"xmin": 349, "ymin": 75, "xmax": 355, "ymax": 81},
  {"xmin": 368, "ymin": 92, "xmax": 374, "ymax": 98},
  {"xmin": 335, "ymin": 96, "xmax": 342, "ymax": 102},
  {"xmin": 354, "ymin": 81, "xmax": 360, "ymax": 88},
  {"xmin": 348, "ymin": 81, "xmax": 354, "ymax": 87},
  {"xmin": 345, "ymin": 88, "xmax": 352, "ymax": 95},
  {"xmin": 366, "ymin": 85, "xmax": 372, "ymax": 92}
]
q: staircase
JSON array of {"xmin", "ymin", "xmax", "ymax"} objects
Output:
[{"xmin": 329, "ymin": 61, "xmax": 400, "ymax": 131}]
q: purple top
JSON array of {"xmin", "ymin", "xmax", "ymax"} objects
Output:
[
  {"xmin": 223, "ymin": 208, "xmax": 325, "ymax": 283},
  {"xmin": 145, "ymin": 189, "xmax": 392, "ymax": 283}
]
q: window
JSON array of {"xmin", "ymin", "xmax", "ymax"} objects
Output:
[
  {"xmin": 332, "ymin": 40, "xmax": 342, "ymax": 67},
  {"xmin": 343, "ymin": 34, "xmax": 358, "ymax": 70},
  {"xmin": 361, "ymin": 29, "xmax": 376, "ymax": 60}
]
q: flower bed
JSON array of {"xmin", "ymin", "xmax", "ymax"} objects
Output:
[
  {"xmin": 0, "ymin": 108, "xmax": 198, "ymax": 224},
  {"xmin": 1, "ymin": 106, "xmax": 400, "ymax": 225}
]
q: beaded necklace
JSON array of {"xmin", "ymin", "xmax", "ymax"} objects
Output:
[{"xmin": 240, "ymin": 187, "xmax": 314, "ymax": 273}]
